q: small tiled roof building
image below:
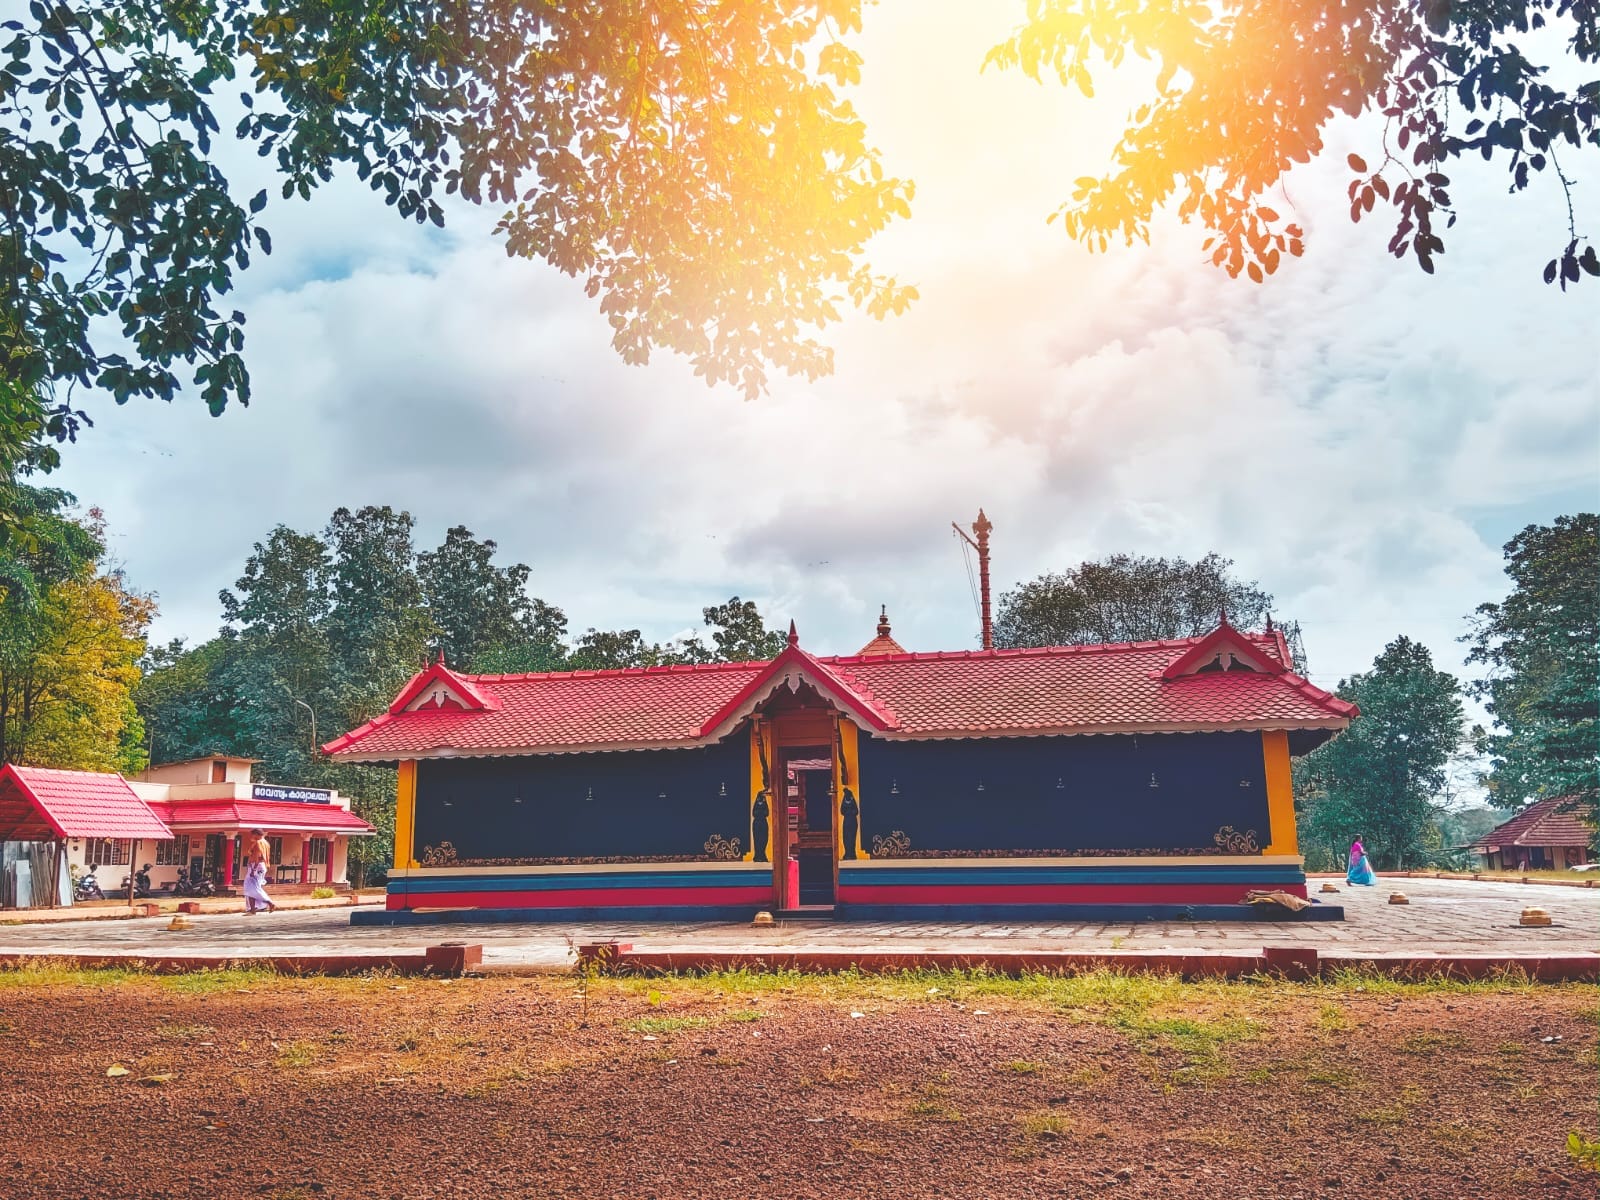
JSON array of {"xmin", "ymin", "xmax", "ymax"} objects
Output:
[{"xmin": 1469, "ymin": 796, "xmax": 1596, "ymax": 872}]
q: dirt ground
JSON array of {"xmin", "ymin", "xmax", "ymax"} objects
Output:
[{"xmin": 0, "ymin": 968, "xmax": 1594, "ymax": 1200}]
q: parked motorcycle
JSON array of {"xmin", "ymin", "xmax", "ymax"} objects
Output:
[
  {"xmin": 74, "ymin": 866, "xmax": 105, "ymax": 902},
  {"xmin": 174, "ymin": 867, "xmax": 216, "ymax": 898},
  {"xmin": 119, "ymin": 863, "xmax": 153, "ymax": 899}
]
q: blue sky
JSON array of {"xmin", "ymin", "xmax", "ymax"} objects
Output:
[{"xmin": 53, "ymin": 2, "xmax": 1599, "ymax": 714}]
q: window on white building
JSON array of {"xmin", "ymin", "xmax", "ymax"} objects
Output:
[
  {"xmin": 153, "ymin": 838, "xmax": 186, "ymax": 866},
  {"xmin": 84, "ymin": 839, "xmax": 130, "ymax": 867}
]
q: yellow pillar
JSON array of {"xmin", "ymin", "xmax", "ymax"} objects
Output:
[
  {"xmin": 837, "ymin": 719, "xmax": 865, "ymax": 859},
  {"xmin": 746, "ymin": 721, "xmax": 773, "ymax": 863},
  {"xmin": 394, "ymin": 759, "xmax": 419, "ymax": 870},
  {"xmin": 1261, "ymin": 731, "xmax": 1298, "ymax": 856}
]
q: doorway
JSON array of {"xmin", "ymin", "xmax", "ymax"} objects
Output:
[{"xmin": 776, "ymin": 745, "xmax": 836, "ymax": 910}]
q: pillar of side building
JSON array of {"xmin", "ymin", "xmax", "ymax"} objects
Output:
[
  {"xmin": 221, "ymin": 837, "xmax": 235, "ymax": 887},
  {"xmin": 300, "ymin": 838, "xmax": 311, "ymax": 884}
]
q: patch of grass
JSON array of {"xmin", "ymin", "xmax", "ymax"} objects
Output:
[
  {"xmin": 1115, "ymin": 1011, "xmax": 1259, "ymax": 1085},
  {"xmin": 906, "ymin": 1097, "xmax": 961, "ymax": 1121},
  {"xmin": 1429, "ymin": 1122, "xmax": 1482, "ymax": 1151},
  {"xmin": 1302, "ymin": 1063, "xmax": 1359, "ymax": 1090},
  {"xmin": 274, "ymin": 1040, "xmax": 320, "ymax": 1069},
  {"xmin": 1316, "ymin": 1004, "xmax": 1350, "ymax": 1032},
  {"xmin": 1401, "ymin": 1030, "xmax": 1466, "ymax": 1055},
  {"xmin": 1497, "ymin": 1042, "xmax": 1524, "ymax": 1057},
  {"xmin": 156, "ymin": 1023, "xmax": 215, "ymax": 1042},
  {"xmin": 822, "ymin": 1063, "xmax": 861, "ymax": 1085},
  {"xmin": 1017, "ymin": 1111, "xmax": 1070, "ymax": 1139},
  {"xmin": 1002, "ymin": 1059, "xmax": 1041, "ymax": 1074},
  {"xmin": 463, "ymin": 1065, "xmax": 532, "ymax": 1098},
  {"xmin": 310, "ymin": 887, "xmax": 336, "ymax": 899},
  {"xmin": 1357, "ymin": 1102, "xmax": 1409, "ymax": 1126},
  {"xmin": 625, "ymin": 1015, "xmax": 710, "ymax": 1035},
  {"xmin": 726, "ymin": 1009, "xmax": 764, "ymax": 1022}
]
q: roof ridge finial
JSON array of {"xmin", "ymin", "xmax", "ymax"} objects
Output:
[
  {"xmin": 435, "ymin": 649, "xmax": 446, "ymax": 667},
  {"xmin": 787, "ymin": 619, "xmax": 799, "ymax": 648},
  {"xmin": 1266, "ymin": 613, "xmax": 1274, "ymax": 633},
  {"xmin": 877, "ymin": 605, "xmax": 891, "ymax": 637}
]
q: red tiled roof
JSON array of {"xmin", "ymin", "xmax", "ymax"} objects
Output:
[
  {"xmin": 324, "ymin": 624, "xmax": 1358, "ymax": 760},
  {"xmin": 1471, "ymin": 795, "xmax": 1596, "ymax": 850},
  {"xmin": 0, "ymin": 765, "xmax": 172, "ymax": 841},
  {"xmin": 150, "ymin": 799, "xmax": 376, "ymax": 835}
]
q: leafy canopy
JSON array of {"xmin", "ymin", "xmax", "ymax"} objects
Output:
[
  {"xmin": 1295, "ymin": 635, "xmax": 1466, "ymax": 871},
  {"xmin": 994, "ymin": 551, "xmax": 1304, "ymax": 668},
  {"xmin": 988, "ymin": 1, "xmax": 1599, "ymax": 288},
  {"xmin": 0, "ymin": 0, "xmax": 912, "ymax": 443},
  {"xmin": 1465, "ymin": 513, "xmax": 1598, "ymax": 809}
]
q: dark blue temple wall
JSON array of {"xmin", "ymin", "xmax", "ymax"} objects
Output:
[
  {"xmin": 413, "ymin": 738, "xmax": 751, "ymax": 862},
  {"xmin": 856, "ymin": 732, "xmax": 1270, "ymax": 854}
]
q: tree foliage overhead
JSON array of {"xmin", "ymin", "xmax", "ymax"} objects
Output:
[
  {"xmin": 1465, "ymin": 512, "xmax": 1598, "ymax": 809},
  {"xmin": 988, "ymin": 1, "xmax": 1599, "ymax": 288},
  {"xmin": 0, "ymin": 0, "xmax": 913, "ymax": 444},
  {"xmin": 1295, "ymin": 635, "xmax": 1466, "ymax": 871},
  {"xmin": 994, "ymin": 552, "xmax": 1304, "ymax": 666}
]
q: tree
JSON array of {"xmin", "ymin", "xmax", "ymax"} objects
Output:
[
  {"xmin": 988, "ymin": 2, "xmax": 1599, "ymax": 290},
  {"xmin": 134, "ymin": 636, "xmax": 246, "ymax": 765},
  {"xmin": 1465, "ymin": 513, "xmax": 1598, "ymax": 809},
  {"xmin": 698, "ymin": 596, "xmax": 790, "ymax": 663},
  {"xmin": 0, "ymin": 497, "xmax": 153, "ymax": 771},
  {"xmin": 1295, "ymin": 636, "xmax": 1466, "ymax": 870},
  {"xmin": 994, "ymin": 553, "xmax": 1303, "ymax": 664},
  {"xmin": 4, "ymin": 568, "xmax": 154, "ymax": 771},
  {"xmin": 418, "ymin": 526, "xmax": 567, "ymax": 671},
  {"xmin": 1, "ymin": 1, "xmax": 914, "ymax": 454},
  {"xmin": 322, "ymin": 505, "xmax": 432, "ymax": 717}
]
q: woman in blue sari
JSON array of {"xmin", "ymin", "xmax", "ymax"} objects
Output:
[{"xmin": 1347, "ymin": 837, "xmax": 1377, "ymax": 886}]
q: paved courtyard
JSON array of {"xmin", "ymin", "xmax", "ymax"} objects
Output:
[{"xmin": 0, "ymin": 877, "xmax": 1594, "ymax": 969}]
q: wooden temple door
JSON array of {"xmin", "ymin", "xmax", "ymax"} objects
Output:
[
  {"xmin": 762, "ymin": 686, "xmax": 844, "ymax": 913},
  {"xmin": 776, "ymin": 745, "xmax": 837, "ymax": 910}
]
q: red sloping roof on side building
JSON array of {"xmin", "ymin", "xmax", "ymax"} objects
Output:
[
  {"xmin": 1471, "ymin": 796, "xmax": 1596, "ymax": 850},
  {"xmin": 0, "ymin": 765, "xmax": 172, "ymax": 841},
  {"xmin": 323, "ymin": 626, "xmax": 1358, "ymax": 760},
  {"xmin": 150, "ymin": 799, "xmax": 376, "ymax": 835}
]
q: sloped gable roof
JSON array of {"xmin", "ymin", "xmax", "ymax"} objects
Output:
[
  {"xmin": 1471, "ymin": 795, "xmax": 1596, "ymax": 850},
  {"xmin": 0, "ymin": 765, "xmax": 173, "ymax": 841},
  {"xmin": 324, "ymin": 623, "xmax": 1358, "ymax": 761}
]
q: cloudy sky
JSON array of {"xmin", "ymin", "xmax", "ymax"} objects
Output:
[{"xmin": 56, "ymin": 3, "xmax": 1598, "ymax": 703}]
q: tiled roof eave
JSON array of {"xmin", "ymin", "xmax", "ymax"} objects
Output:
[
  {"xmin": 873, "ymin": 718, "xmax": 1353, "ymax": 741},
  {"xmin": 327, "ymin": 716, "xmax": 1354, "ymax": 761}
]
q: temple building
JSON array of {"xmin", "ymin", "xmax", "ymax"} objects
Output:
[{"xmin": 326, "ymin": 613, "xmax": 1358, "ymax": 924}]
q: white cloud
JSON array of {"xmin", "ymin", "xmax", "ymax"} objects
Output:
[{"xmin": 54, "ymin": 1, "xmax": 1598, "ymax": 713}]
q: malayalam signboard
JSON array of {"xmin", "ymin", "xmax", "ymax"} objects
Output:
[{"xmin": 252, "ymin": 784, "xmax": 333, "ymax": 805}]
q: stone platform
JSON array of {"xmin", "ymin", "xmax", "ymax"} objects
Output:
[{"xmin": 0, "ymin": 877, "xmax": 1591, "ymax": 976}]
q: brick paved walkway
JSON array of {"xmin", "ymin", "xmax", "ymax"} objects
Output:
[{"xmin": 0, "ymin": 877, "xmax": 1593, "ymax": 969}]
